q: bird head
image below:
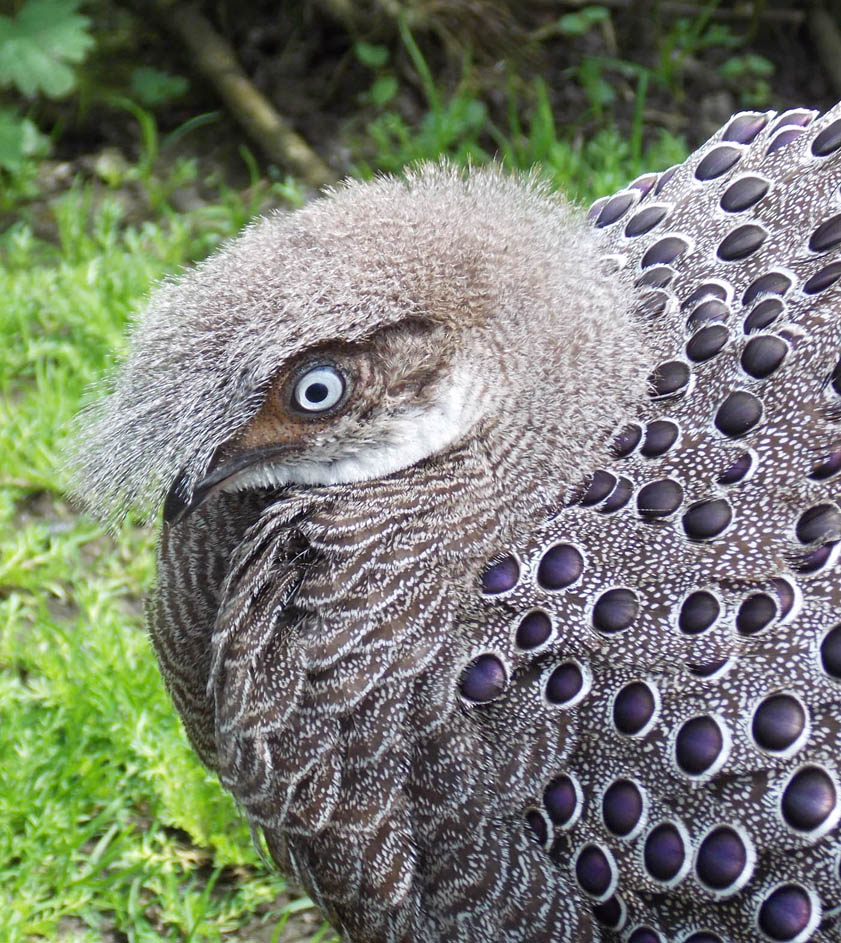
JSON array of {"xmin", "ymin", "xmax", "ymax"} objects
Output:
[{"xmin": 72, "ymin": 164, "xmax": 649, "ymax": 529}]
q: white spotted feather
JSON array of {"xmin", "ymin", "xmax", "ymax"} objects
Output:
[{"xmin": 73, "ymin": 107, "xmax": 841, "ymax": 942}]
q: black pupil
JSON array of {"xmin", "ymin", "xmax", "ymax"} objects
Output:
[{"xmin": 306, "ymin": 382, "xmax": 329, "ymax": 404}]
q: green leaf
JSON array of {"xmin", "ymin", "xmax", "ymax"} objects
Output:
[
  {"xmin": 0, "ymin": 108, "xmax": 49, "ymax": 172},
  {"xmin": 354, "ymin": 41, "xmax": 389, "ymax": 69},
  {"xmin": 557, "ymin": 6, "xmax": 610, "ymax": 35},
  {"xmin": 719, "ymin": 53, "xmax": 775, "ymax": 80},
  {"xmin": 369, "ymin": 75, "xmax": 398, "ymax": 106},
  {"xmin": 130, "ymin": 66, "xmax": 189, "ymax": 106},
  {"xmin": 0, "ymin": 0, "xmax": 94, "ymax": 98}
]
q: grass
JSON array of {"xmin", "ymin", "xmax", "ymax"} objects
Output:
[
  {"xmin": 352, "ymin": 25, "xmax": 689, "ymax": 197},
  {"xmin": 0, "ymin": 184, "xmax": 334, "ymax": 942},
  {"xmin": 0, "ymin": 70, "xmax": 690, "ymax": 942}
]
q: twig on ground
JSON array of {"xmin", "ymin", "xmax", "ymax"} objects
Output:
[
  {"xmin": 150, "ymin": 1, "xmax": 336, "ymax": 188},
  {"xmin": 808, "ymin": 5, "xmax": 841, "ymax": 99}
]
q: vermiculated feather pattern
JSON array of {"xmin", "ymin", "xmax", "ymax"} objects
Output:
[
  {"xmin": 70, "ymin": 165, "xmax": 641, "ymax": 527},
  {"xmin": 77, "ymin": 106, "xmax": 841, "ymax": 942}
]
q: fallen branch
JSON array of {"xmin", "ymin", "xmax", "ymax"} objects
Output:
[
  {"xmin": 808, "ymin": 6, "xmax": 841, "ymax": 99},
  {"xmin": 151, "ymin": 0, "xmax": 335, "ymax": 189}
]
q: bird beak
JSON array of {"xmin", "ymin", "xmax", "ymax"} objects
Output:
[{"xmin": 163, "ymin": 445, "xmax": 292, "ymax": 526}]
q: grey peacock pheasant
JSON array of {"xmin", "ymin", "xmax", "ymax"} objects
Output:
[{"xmin": 74, "ymin": 104, "xmax": 841, "ymax": 942}]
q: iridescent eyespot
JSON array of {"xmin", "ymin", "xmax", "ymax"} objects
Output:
[{"xmin": 292, "ymin": 365, "xmax": 346, "ymax": 414}]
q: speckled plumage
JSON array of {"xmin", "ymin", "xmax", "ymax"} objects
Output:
[{"xmin": 75, "ymin": 105, "xmax": 841, "ymax": 942}]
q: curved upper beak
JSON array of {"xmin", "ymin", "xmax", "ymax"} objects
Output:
[{"xmin": 163, "ymin": 445, "xmax": 292, "ymax": 526}]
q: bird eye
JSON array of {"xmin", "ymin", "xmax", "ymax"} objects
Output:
[{"xmin": 291, "ymin": 365, "xmax": 346, "ymax": 414}]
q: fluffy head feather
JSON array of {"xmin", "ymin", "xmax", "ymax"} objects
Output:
[{"xmin": 70, "ymin": 163, "xmax": 648, "ymax": 526}]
